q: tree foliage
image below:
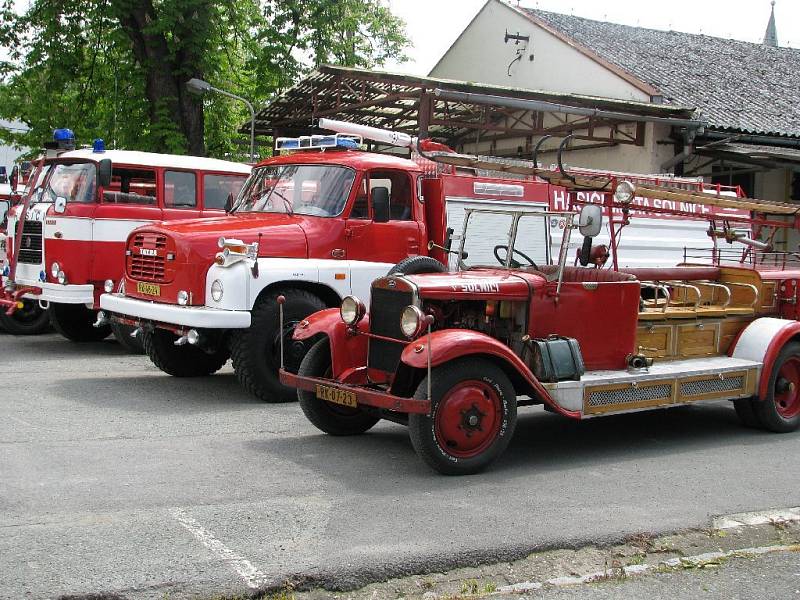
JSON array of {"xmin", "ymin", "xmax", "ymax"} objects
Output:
[{"xmin": 0, "ymin": 0, "xmax": 408, "ymax": 159}]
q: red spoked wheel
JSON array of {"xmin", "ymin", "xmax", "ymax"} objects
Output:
[
  {"xmin": 773, "ymin": 357, "xmax": 800, "ymax": 419},
  {"xmin": 434, "ymin": 380, "xmax": 503, "ymax": 459},
  {"xmin": 409, "ymin": 358, "xmax": 517, "ymax": 475},
  {"xmin": 753, "ymin": 341, "xmax": 800, "ymax": 433}
]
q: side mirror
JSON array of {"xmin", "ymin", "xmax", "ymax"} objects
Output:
[
  {"xmin": 371, "ymin": 186, "xmax": 390, "ymax": 223},
  {"xmin": 578, "ymin": 204, "xmax": 603, "ymax": 238},
  {"xmin": 54, "ymin": 196, "xmax": 67, "ymax": 214},
  {"xmin": 98, "ymin": 159, "xmax": 112, "ymax": 188},
  {"xmin": 9, "ymin": 165, "xmax": 18, "ymax": 192}
]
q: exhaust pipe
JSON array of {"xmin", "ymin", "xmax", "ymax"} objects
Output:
[{"xmin": 174, "ymin": 329, "xmax": 200, "ymax": 346}]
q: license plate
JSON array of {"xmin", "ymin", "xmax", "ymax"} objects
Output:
[
  {"xmin": 315, "ymin": 384, "xmax": 357, "ymax": 408},
  {"xmin": 137, "ymin": 282, "xmax": 161, "ymax": 297}
]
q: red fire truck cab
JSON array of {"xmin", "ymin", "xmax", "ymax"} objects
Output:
[
  {"xmin": 2, "ymin": 136, "xmax": 250, "ymax": 347},
  {"xmin": 99, "ymin": 128, "xmax": 567, "ymax": 402},
  {"xmin": 280, "ymin": 157, "xmax": 800, "ymax": 475}
]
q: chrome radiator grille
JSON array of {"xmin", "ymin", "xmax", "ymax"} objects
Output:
[
  {"xmin": 367, "ymin": 286, "xmax": 413, "ymax": 373},
  {"xmin": 18, "ymin": 220, "xmax": 43, "ymax": 264}
]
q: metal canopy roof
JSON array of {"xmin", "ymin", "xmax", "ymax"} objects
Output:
[{"xmin": 249, "ymin": 65, "xmax": 695, "ymax": 152}]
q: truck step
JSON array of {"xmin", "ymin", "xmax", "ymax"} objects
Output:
[{"xmin": 547, "ymin": 356, "xmax": 762, "ymax": 417}]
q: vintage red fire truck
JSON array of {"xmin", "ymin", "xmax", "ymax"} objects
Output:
[
  {"xmin": 280, "ymin": 153, "xmax": 800, "ymax": 475},
  {"xmin": 2, "ymin": 131, "xmax": 250, "ymax": 346},
  {"xmin": 99, "ymin": 120, "xmax": 595, "ymax": 402}
]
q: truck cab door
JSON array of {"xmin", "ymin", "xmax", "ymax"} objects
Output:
[{"xmin": 344, "ymin": 170, "xmax": 422, "ymax": 263}]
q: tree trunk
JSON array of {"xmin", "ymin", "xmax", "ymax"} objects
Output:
[{"xmin": 113, "ymin": 0, "xmax": 205, "ymax": 155}]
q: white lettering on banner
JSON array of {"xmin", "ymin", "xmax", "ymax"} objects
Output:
[{"xmin": 550, "ymin": 189, "xmax": 744, "ymax": 219}]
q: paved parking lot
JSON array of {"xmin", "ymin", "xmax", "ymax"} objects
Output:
[{"xmin": 2, "ymin": 331, "xmax": 800, "ymax": 599}]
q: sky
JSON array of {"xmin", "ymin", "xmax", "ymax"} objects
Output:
[{"xmin": 385, "ymin": 0, "xmax": 798, "ymax": 75}]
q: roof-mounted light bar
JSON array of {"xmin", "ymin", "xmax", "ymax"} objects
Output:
[{"xmin": 275, "ymin": 133, "xmax": 362, "ymax": 152}]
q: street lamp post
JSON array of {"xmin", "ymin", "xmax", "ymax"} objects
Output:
[{"xmin": 186, "ymin": 78, "xmax": 256, "ymax": 162}]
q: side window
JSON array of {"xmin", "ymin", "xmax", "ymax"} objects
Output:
[
  {"xmin": 103, "ymin": 168, "xmax": 157, "ymax": 205},
  {"xmin": 369, "ymin": 170, "xmax": 413, "ymax": 220},
  {"xmin": 350, "ymin": 177, "xmax": 369, "ymax": 219},
  {"xmin": 165, "ymin": 170, "xmax": 197, "ymax": 209},
  {"xmin": 203, "ymin": 174, "xmax": 247, "ymax": 210}
]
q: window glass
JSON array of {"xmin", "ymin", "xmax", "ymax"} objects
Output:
[
  {"xmin": 0, "ymin": 200, "xmax": 9, "ymax": 225},
  {"xmin": 233, "ymin": 165, "xmax": 355, "ymax": 217},
  {"xmin": 42, "ymin": 162, "xmax": 97, "ymax": 203},
  {"xmin": 165, "ymin": 171, "xmax": 197, "ymax": 208},
  {"xmin": 204, "ymin": 174, "xmax": 247, "ymax": 210},
  {"xmin": 350, "ymin": 177, "xmax": 369, "ymax": 219},
  {"xmin": 102, "ymin": 168, "xmax": 157, "ymax": 205},
  {"xmin": 369, "ymin": 170, "xmax": 412, "ymax": 220}
]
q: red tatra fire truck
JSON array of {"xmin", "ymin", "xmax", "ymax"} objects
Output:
[
  {"xmin": 99, "ymin": 120, "xmax": 597, "ymax": 402},
  {"xmin": 1, "ymin": 130, "xmax": 250, "ymax": 346},
  {"xmin": 280, "ymin": 150, "xmax": 800, "ymax": 475}
]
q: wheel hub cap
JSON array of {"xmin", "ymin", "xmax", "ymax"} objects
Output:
[{"xmin": 435, "ymin": 381, "xmax": 502, "ymax": 459}]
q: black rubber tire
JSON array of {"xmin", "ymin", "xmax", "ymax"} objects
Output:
[
  {"xmin": 48, "ymin": 303, "xmax": 111, "ymax": 342},
  {"xmin": 752, "ymin": 341, "xmax": 800, "ymax": 433},
  {"xmin": 142, "ymin": 329, "xmax": 230, "ymax": 377},
  {"xmin": 0, "ymin": 300, "xmax": 51, "ymax": 335},
  {"xmin": 111, "ymin": 321, "xmax": 145, "ymax": 354},
  {"xmin": 231, "ymin": 288, "xmax": 326, "ymax": 402},
  {"xmin": 408, "ymin": 358, "xmax": 517, "ymax": 475},
  {"xmin": 733, "ymin": 397, "xmax": 763, "ymax": 428},
  {"xmin": 388, "ymin": 255, "xmax": 447, "ymax": 276},
  {"xmin": 298, "ymin": 338, "xmax": 380, "ymax": 435}
]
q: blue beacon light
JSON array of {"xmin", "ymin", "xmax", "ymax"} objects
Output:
[
  {"xmin": 53, "ymin": 128, "xmax": 75, "ymax": 142},
  {"xmin": 93, "ymin": 138, "xmax": 105, "ymax": 153}
]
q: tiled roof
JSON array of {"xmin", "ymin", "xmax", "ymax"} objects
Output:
[{"xmin": 520, "ymin": 8, "xmax": 800, "ymax": 138}]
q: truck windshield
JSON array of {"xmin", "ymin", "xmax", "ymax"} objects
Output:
[
  {"xmin": 458, "ymin": 209, "xmax": 552, "ymax": 269},
  {"xmin": 232, "ymin": 164, "xmax": 355, "ymax": 217},
  {"xmin": 40, "ymin": 162, "xmax": 96, "ymax": 204}
]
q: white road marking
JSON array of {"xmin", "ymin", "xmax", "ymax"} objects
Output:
[
  {"xmin": 713, "ymin": 506, "xmax": 800, "ymax": 530},
  {"xmin": 496, "ymin": 543, "xmax": 800, "ymax": 593},
  {"xmin": 170, "ymin": 507, "xmax": 268, "ymax": 589}
]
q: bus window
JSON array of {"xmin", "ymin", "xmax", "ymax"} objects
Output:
[
  {"xmin": 165, "ymin": 171, "xmax": 197, "ymax": 209},
  {"xmin": 204, "ymin": 173, "xmax": 247, "ymax": 210},
  {"xmin": 103, "ymin": 168, "xmax": 157, "ymax": 205}
]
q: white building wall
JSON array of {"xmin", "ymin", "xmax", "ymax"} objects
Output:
[
  {"xmin": 430, "ymin": 0, "xmax": 651, "ymax": 102},
  {"xmin": 0, "ymin": 120, "xmax": 29, "ymax": 174}
]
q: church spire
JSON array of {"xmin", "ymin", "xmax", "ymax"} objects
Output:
[{"xmin": 763, "ymin": 1, "xmax": 778, "ymax": 47}]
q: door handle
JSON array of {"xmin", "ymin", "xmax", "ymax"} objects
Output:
[{"xmin": 331, "ymin": 248, "xmax": 346, "ymax": 259}]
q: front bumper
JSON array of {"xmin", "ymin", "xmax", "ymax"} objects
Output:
[
  {"xmin": 100, "ymin": 292, "xmax": 252, "ymax": 329},
  {"xmin": 279, "ymin": 369, "xmax": 430, "ymax": 414},
  {"xmin": 18, "ymin": 280, "xmax": 95, "ymax": 305}
]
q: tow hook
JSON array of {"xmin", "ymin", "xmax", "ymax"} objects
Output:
[
  {"xmin": 174, "ymin": 329, "xmax": 200, "ymax": 346},
  {"xmin": 93, "ymin": 311, "xmax": 110, "ymax": 328},
  {"xmin": 130, "ymin": 327, "xmax": 142, "ymax": 339}
]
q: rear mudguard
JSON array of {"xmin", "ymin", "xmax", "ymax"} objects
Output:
[
  {"xmin": 292, "ymin": 308, "xmax": 369, "ymax": 380},
  {"xmin": 400, "ymin": 328, "xmax": 580, "ymax": 419},
  {"xmin": 730, "ymin": 317, "xmax": 800, "ymax": 399}
]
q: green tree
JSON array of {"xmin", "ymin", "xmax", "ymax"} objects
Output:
[{"xmin": 0, "ymin": 0, "xmax": 408, "ymax": 158}]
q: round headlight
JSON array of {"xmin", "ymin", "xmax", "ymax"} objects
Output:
[
  {"xmin": 340, "ymin": 295, "xmax": 365, "ymax": 326},
  {"xmin": 211, "ymin": 279, "xmax": 224, "ymax": 302},
  {"xmin": 57, "ymin": 270, "xmax": 67, "ymax": 285},
  {"xmin": 104, "ymin": 279, "xmax": 114, "ymax": 293},
  {"xmin": 614, "ymin": 180, "xmax": 636, "ymax": 204},
  {"xmin": 50, "ymin": 262, "xmax": 60, "ymax": 278},
  {"xmin": 177, "ymin": 290, "xmax": 189, "ymax": 306},
  {"xmin": 400, "ymin": 305, "xmax": 426, "ymax": 339}
]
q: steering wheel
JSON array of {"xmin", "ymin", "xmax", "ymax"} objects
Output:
[{"xmin": 493, "ymin": 244, "xmax": 538, "ymax": 269}]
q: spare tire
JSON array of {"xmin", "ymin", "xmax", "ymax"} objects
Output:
[{"xmin": 388, "ymin": 256, "xmax": 447, "ymax": 276}]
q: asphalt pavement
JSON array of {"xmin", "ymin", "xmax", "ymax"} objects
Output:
[{"xmin": 2, "ymin": 331, "xmax": 800, "ymax": 599}]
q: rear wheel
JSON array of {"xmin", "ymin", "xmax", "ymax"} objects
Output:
[
  {"xmin": 142, "ymin": 329, "xmax": 229, "ymax": 377},
  {"xmin": 408, "ymin": 359, "xmax": 517, "ymax": 475},
  {"xmin": 231, "ymin": 288, "xmax": 326, "ymax": 402},
  {"xmin": 0, "ymin": 300, "xmax": 51, "ymax": 335},
  {"xmin": 298, "ymin": 338, "xmax": 380, "ymax": 435},
  {"xmin": 48, "ymin": 303, "xmax": 111, "ymax": 342},
  {"xmin": 111, "ymin": 321, "xmax": 145, "ymax": 354},
  {"xmin": 752, "ymin": 342, "xmax": 800, "ymax": 433}
]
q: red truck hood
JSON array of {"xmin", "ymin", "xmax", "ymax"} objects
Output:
[
  {"xmin": 132, "ymin": 213, "xmax": 310, "ymax": 263},
  {"xmin": 406, "ymin": 269, "xmax": 541, "ymax": 301}
]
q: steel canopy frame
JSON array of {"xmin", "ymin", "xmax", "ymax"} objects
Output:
[{"xmin": 248, "ymin": 65, "xmax": 696, "ymax": 154}]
